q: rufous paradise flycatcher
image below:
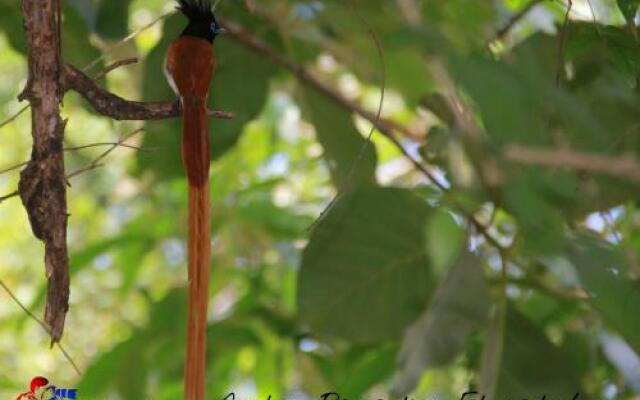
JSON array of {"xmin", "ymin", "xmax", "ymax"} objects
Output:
[{"xmin": 164, "ymin": 1, "xmax": 223, "ymax": 399}]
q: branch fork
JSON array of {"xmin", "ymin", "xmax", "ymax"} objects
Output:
[{"xmin": 18, "ymin": 1, "xmax": 233, "ymax": 344}]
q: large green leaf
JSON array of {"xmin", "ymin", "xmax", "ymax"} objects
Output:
[
  {"xmin": 386, "ymin": 48, "xmax": 435, "ymax": 108},
  {"xmin": 392, "ymin": 251, "xmax": 489, "ymax": 397},
  {"xmin": 95, "ymin": 0, "xmax": 131, "ymax": 40},
  {"xmin": 480, "ymin": 308, "xmax": 583, "ymax": 399},
  {"xmin": 0, "ymin": 0, "xmax": 26, "ymax": 54},
  {"xmin": 78, "ymin": 290, "xmax": 187, "ymax": 398},
  {"xmin": 569, "ymin": 236, "xmax": 640, "ymax": 353},
  {"xmin": 78, "ymin": 285, "xmax": 278, "ymax": 399},
  {"xmin": 297, "ymin": 187, "xmax": 433, "ymax": 343},
  {"xmin": 308, "ymin": 345, "xmax": 397, "ymax": 398},
  {"xmin": 77, "ymin": 337, "xmax": 141, "ymax": 398},
  {"xmin": 62, "ymin": 3, "xmax": 103, "ymax": 68},
  {"xmin": 236, "ymin": 199, "xmax": 313, "ymax": 239},
  {"xmin": 300, "ymin": 87, "xmax": 377, "ymax": 189},
  {"xmin": 0, "ymin": 1, "xmax": 101, "ymax": 68},
  {"xmin": 425, "ymin": 0, "xmax": 496, "ymax": 49}
]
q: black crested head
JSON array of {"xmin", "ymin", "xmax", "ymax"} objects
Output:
[{"xmin": 176, "ymin": 0, "xmax": 224, "ymax": 43}]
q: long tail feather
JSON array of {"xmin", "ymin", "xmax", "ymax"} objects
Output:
[{"xmin": 182, "ymin": 97, "xmax": 211, "ymax": 400}]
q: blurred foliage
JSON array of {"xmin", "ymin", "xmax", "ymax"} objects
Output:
[{"xmin": 2, "ymin": 0, "xmax": 640, "ymax": 399}]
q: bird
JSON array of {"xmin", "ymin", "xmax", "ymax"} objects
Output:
[{"xmin": 164, "ymin": 1, "xmax": 224, "ymax": 399}]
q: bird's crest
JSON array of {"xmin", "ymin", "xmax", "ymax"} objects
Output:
[{"xmin": 176, "ymin": 0, "xmax": 213, "ymax": 22}]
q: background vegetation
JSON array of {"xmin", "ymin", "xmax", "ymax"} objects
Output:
[{"xmin": 1, "ymin": 0, "xmax": 640, "ymax": 399}]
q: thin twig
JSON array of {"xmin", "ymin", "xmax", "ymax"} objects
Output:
[
  {"xmin": 67, "ymin": 128, "xmax": 144, "ymax": 179},
  {"xmin": 0, "ymin": 279, "xmax": 81, "ymax": 376},
  {"xmin": 65, "ymin": 142, "xmax": 152, "ymax": 152},
  {"xmin": 1, "ymin": 6, "xmax": 173, "ymax": 131},
  {"xmin": 82, "ymin": 11, "xmax": 174, "ymax": 71},
  {"xmin": 0, "ymin": 57, "xmax": 140, "ymax": 132},
  {"xmin": 504, "ymin": 143, "xmax": 640, "ymax": 182},
  {"xmin": 0, "ymin": 161, "xmax": 28, "ymax": 175},
  {"xmin": 390, "ymin": 0, "xmax": 509, "ymax": 252},
  {"xmin": 494, "ymin": 0, "xmax": 544, "ymax": 42},
  {"xmin": 230, "ymin": 8, "xmax": 508, "ymax": 251},
  {"xmin": 93, "ymin": 57, "xmax": 139, "ymax": 81},
  {"xmin": 0, "ymin": 105, "xmax": 29, "ymax": 130},
  {"xmin": 0, "ymin": 191, "xmax": 18, "ymax": 204},
  {"xmin": 0, "ymin": 129, "xmax": 146, "ymax": 202},
  {"xmin": 221, "ymin": 19, "xmax": 411, "ymax": 140},
  {"xmin": 0, "ymin": 141, "xmax": 151, "ymax": 178},
  {"xmin": 395, "ymin": 0, "xmax": 422, "ymax": 26},
  {"xmin": 556, "ymin": 0, "xmax": 573, "ymax": 86}
]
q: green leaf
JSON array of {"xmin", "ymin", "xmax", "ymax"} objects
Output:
[
  {"xmin": 618, "ymin": 0, "xmax": 640, "ymax": 25},
  {"xmin": 95, "ymin": 0, "xmax": 131, "ymax": 40},
  {"xmin": 450, "ymin": 54, "xmax": 547, "ymax": 146},
  {"xmin": 0, "ymin": 0, "xmax": 26, "ymax": 54},
  {"xmin": 236, "ymin": 198, "xmax": 313, "ymax": 239},
  {"xmin": 425, "ymin": 0, "xmax": 496, "ymax": 50},
  {"xmin": 300, "ymin": 87, "xmax": 377, "ymax": 188},
  {"xmin": 392, "ymin": 251, "xmax": 489, "ymax": 397},
  {"xmin": 77, "ymin": 337, "xmax": 140, "ymax": 398},
  {"xmin": 450, "ymin": 31, "xmax": 640, "ymax": 220},
  {"xmin": 569, "ymin": 236, "xmax": 640, "ymax": 353},
  {"xmin": 503, "ymin": 178, "xmax": 566, "ymax": 254},
  {"xmin": 481, "ymin": 308, "xmax": 583, "ymax": 399},
  {"xmin": 386, "ymin": 48, "xmax": 435, "ymax": 107},
  {"xmin": 0, "ymin": 1, "xmax": 101, "ymax": 68},
  {"xmin": 425, "ymin": 210, "xmax": 465, "ymax": 273},
  {"xmin": 62, "ymin": 3, "xmax": 103, "ymax": 68},
  {"xmin": 309, "ymin": 345, "xmax": 397, "ymax": 398},
  {"xmin": 337, "ymin": 346, "xmax": 397, "ymax": 397},
  {"xmin": 297, "ymin": 187, "xmax": 433, "ymax": 343},
  {"xmin": 78, "ymin": 289, "xmax": 188, "ymax": 398}
]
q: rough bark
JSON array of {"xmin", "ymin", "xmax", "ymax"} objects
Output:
[
  {"xmin": 16, "ymin": 1, "xmax": 235, "ymax": 345},
  {"xmin": 18, "ymin": 0, "xmax": 69, "ymax": 344}
]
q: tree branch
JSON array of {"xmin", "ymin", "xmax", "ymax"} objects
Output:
[
  {"xmin": 67, "ymin": 128, "xmax": 144, "ymax": 179},
  {"xmin": 504, "ymin": 144, "xmax": 640, "ymax": 182},
  {"xmin": 62, "ymin": 64, "xmax": 234, "ymax": 121},
  {"xmin": 493, "ymin": 0, "xmax": 544, "ymax": 42},
  {"xmin": 220, "ymin": 19, "xmax": 407, "ymax": 140},
  {"xmin": 19, "ymin": 0, "xmax": 69, "ymax": 345},
  {"xmin": 0, "ymin": 279, "xmax": 81, "ymax": 376},
  {"xmin": 0, "ymin": 129, "xmax": 146, "ymax": 204},
  {"xmin": 93, "ymin": 57, "xmax": 139, "ymax": 81},
  {"xmin": 14, "ymin": 3, "xmax": 230, "ymax": 347}
]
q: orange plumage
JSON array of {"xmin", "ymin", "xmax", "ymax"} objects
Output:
[{"xmin": 165, "ymin": 1, "xmax": 222, "ymax": 398}]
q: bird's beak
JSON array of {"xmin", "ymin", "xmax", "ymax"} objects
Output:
[{"xmin": 214, "ymin": 27, "xmax": 226, "ymax": 35}]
